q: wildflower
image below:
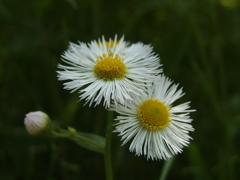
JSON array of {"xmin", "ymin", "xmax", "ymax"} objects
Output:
[
  {"xmin": 57, "ymin": 35, "xmax": 162, "ymax": 108},
  {"xmin": 24, "ymin": 111, "xmax": 51, "ymax": 136},
  {"xmin": 112, "ymin": 75, "xmax": 195, "ymax": 160}
]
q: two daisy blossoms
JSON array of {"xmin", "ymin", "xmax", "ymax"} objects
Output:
[{"xmin": 57, "ymin": 35, "xmax": 195, "ymax": 160}]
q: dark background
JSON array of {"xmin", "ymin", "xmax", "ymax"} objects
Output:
[{"xmin": 0, "ymin": 0, "xmax": 240, "ymax": 179}]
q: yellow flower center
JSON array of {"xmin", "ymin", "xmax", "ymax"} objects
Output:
[
  {"xmin": 138, "ymin": 99, "xmax": 171, "ymax": 130},
  {"xmin": 94, "ymin": 53, "xmax": 127, "ymax": 80}
]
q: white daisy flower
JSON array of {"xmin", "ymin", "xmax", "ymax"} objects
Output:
[
  {"xmin": 111, "ymin": 75, "xmax": 195, "ymax": 160},
  {"xmin": 57, "ymin": 35, "xmax": 162, "ymax": 108}
]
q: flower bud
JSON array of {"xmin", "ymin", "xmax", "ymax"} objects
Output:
[
  {"xmin": 24, "ymin": 111, "xmax": 51, "ymax": 135},
  {"xmin": 68, "ymin": 127, "xmax": 76, "ymax": 136}
]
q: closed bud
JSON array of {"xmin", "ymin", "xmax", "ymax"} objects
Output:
[
  {"xmin": 68, "ymin": 127, "xmax": 76, "ymax": 136},
  {"xmin": 24, "ymin": 111, "xmax": 51, "ymax": 136}
]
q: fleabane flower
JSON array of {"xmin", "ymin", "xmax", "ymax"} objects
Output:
[
  {"xmin": 111, "ymin": 75, "xmax": 195, "ymax": 160},
  {"xmin": 57, "ymin": 35, "xmax": 162, "ymax": 108},
  {"xmin": 24, "ymin": 111, "xmax": 51, "ymax": 136}
]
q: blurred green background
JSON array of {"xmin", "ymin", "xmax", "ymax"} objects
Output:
[{"xmin": 0, "ymin": 0, "xmax": 240, "ymax": 179}]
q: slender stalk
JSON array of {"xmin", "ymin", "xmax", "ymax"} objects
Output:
[
  {"xmin": 104, "ymin": 111, "xmax": 113, "ymax": 180},
  {"xmin": 50, "ymin": 130, "xmax": 104, "ymax": 151},
  {"xmin": 159, "ymin": 156, "xmax": 175, "ymax": 180}
]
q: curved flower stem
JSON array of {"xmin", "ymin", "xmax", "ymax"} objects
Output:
[
  {"xmin": 104, "ymin": 111, "xmax": 113, "ymax": 180},
  {"xmin": 50, "ymin": 130, "xmax": 104, "ymax": 152},
  {"xmin": 159, "ymin": 156, "xmax": 175, "ymax": 180}
]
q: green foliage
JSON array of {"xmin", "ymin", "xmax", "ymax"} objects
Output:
[
  {"xmin": 0, "ymin": 0, "xmax": 240, "ymax": 179},
  {"xmin": 57, "ymin": 128, "xmax": 106, "ymax": 153}
]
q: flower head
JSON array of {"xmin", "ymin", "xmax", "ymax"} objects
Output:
[
  {"xmin": 24, "ymin": 111, "xmax": 51, "ymax": 136},
  {"xmin": 57, "ymin": 35, "xmax": 162, "ymax": 108},
  {"xmin": 111, "ymin": 75, "xmax": 195, "ymax": 160}
]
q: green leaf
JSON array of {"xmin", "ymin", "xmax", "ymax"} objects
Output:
[{"xmin": 59, "ymin": 129, "xmax": 106, "ymax": 153}]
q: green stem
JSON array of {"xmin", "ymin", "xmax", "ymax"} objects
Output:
[
  {"xmin": 50, "ymin": 130, "xmax": 104, "ymax": 151},
  {"xmin": 104, "ymin": 111, "xmax": 113, "ymax": 180},
  {"xmin": 159, "ymin": 156, "xmax": 175, "ymax": 180}
]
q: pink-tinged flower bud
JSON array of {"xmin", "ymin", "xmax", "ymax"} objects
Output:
[{"xmin": 24, "ymin": 111, "xmax": 51, "ymax": 135}]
